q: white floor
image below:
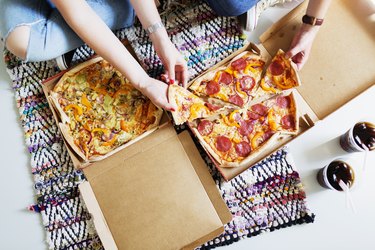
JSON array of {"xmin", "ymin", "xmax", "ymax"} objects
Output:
[{"xmin": 0, "ymin": 48, "xmax": 46, "ymax": 248}]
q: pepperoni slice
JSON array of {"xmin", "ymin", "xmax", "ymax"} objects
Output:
[
  {"xmin": 238, "ymin": 120, "xmax": 254, "ymax": 136},
  {"xmin": 197, "ymin": 120, "xmax": 214, "ymax": 136},
  {"xmin": 206, "ymin": 80, "xmax": 220, "ymax": 95},
  {"xmin": 216, "ymin": 136, "xmax": 232, "ymax": 152},
  {"xmin": 248, "ymin": 111, "xmax": 261, "ymax": 120},
  {"xmin": 269, "ymin": 61, "xmax": 284, "ymax": 76},
  {"xmin": 218, "ymin": 71, "xmax": 233, "ymax": 85},
  {"xmin": 229, "ymin": 94, "xmax": 244, "ymax": 107},
  {"xmin": 276, "ymin": 95, "xmax": 291, "ymax": 108},
  {"xmin": 231, "ymin": 58, "xmax": 247, "ymax": 71},
  {"xmin": 281, "ymin": 115, "xmax": 295, "ymax": 129},
  {"xmin": 263, "ymin": 130, "xmax": 275, "ymax": 141},
  {"xmin": 182, "ymin": 104, "xmax": 189, "ymax": 111},
  {"xmin": 205, "ymin": 103, "xmax": 221, "ymax": 111},
  {"xmin": 235, "ymin": 141, "xmax": 251, "ymax": 157},
  {"xmin": 240, "ymin": 76, "xmax": 255, "ymax": 91},
  {"xmin": 251, "ymin": 104, "xmax": 268, "ymax": 116}
]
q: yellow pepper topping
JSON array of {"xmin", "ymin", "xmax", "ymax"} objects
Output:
[
  {"xmin": 222, "ymin": 113, "xmax": 240, "ymax": 128},
  {"xmin": 92, "ymin": 128, "xmax": 110, "ymax": 135},
  {"xmin": 251, "ymin": 131, "xmax": 265, "ymax": 150},
  {"xmin": 81, "ymin": 93, "xmax": 92, "ymax": 110},
  {"xmin": 64, "ymin": 104, "xmax": 83, "ymax": 121},
  {"xmin": 236, "ymin": 81, "xmax": 247, "ymax": 97},
  {"xmin": 268, "ymin": 109, "xmax": 279, "ymax": 131},
  {"xmin": 213, "ymin": 71, "xmax": 221, "ymax": 83},
  {"xmin": 102, "ymin": 134, "xmax": 118, "ymax": 147},
  {"xmin": 274, "ymin": 75, "xmax": 294, "ymax": 90},
  {"xmin": 260, "ymin": 78, "xmax": 278, "ymax": 93},
  {"xmin": 120, "ymin": 120, "xmax": 128, "ymax": 132},
  {"xmin": 189, "ymin": 103, "xmax": 209, "ymax": 120},
  {"xmin": 213, "ymin": 92, "xmax": 229, "ymax": 102}
]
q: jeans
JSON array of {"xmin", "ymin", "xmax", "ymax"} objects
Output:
[
  {"xmin": 0, "ymin": 0, "xmax": 135, "ymax": 62},
  {"xmin": 205, "ymin": 0, "xmax": 259, "ymax": 16}
]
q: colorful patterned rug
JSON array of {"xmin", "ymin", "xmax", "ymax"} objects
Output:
[{"xmin": 3, "ymin": 1, "xmax": 314, "ymax": 249}]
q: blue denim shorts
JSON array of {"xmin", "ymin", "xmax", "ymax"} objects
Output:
[
  {"xmin": 0, "ymin": 0, "xmax": 135, "ymax": 62},
  {"xmin": 205, "ymin": 0, "xmax": 258, "ymax": 16}
]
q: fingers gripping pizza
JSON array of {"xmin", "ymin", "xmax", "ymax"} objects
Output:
[
  {"xmin": 254, "ymin": 49, "xmax": 301, "ymax": 100},
  {"xmin": 168, "ymin": 84, "xmax": 228, "ymax": 125},
  {"xmin": 50, "ymin": 57, "xmax": 163, "ymax": 161}
]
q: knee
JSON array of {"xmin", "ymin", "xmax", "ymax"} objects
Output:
[{"xmin": 5, "ymin": 25, "xmax": 30, "ymax": 60}]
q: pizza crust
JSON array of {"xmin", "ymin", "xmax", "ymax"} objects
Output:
[
  {"xmin": 168, "ymin": 84, "xmax": 187, "ymax": 125},
  {"xmin": 49, "ymin": 93, "xmax": 70, "ymax": 124},
  {"xmin": 282, "ymin": 91, "xmax": 299, "ymax": 135},
  {"xmin": 53, "ymin": 56, "xmax": 102, "ymax": 93},
  {"xmin": 189, "ymin": 68, "xmax": 220, "ymax": 94}
]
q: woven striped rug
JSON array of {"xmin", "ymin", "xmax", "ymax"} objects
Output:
[{"xmin": 3, "ymin": 1, "xmax": 314, "ymax": 249}]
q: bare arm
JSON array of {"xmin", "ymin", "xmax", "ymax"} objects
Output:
[
  {"xmin": 130, "ymin": 0, "xmax": 188, "ymax": 86},
  {"xmin": 286, "ymin": 0, "xmax": 332, "ymax": 70},
  {"xmin": 51, "ymin": 0, "xmax": 176, "ymax": 110},
  {"xmin": 306, "ymin": 0, "xmax": 332, "ymax": 19}
]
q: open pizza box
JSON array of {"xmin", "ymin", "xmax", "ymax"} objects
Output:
[
  {"xmin": 42, "ymin": 66, "xmax": 232, "ymax": 249},
  {"xmin": 183, "ymin": 0, "xmax": 375, "ymax": 181}
]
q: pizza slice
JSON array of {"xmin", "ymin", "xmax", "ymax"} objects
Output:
[
  {"xmin": 253, "ymin": 49, "xmax": 301, "ymax": 100},
  {"xmin": 189, "ymin": 91, "xmax": 298, "ymax": 168},
  {"xmin": 262, "ymin": 92, "xmax": 299, "ymax": 135},
  {"xmin": 189, "ymin": 51, "xmax": 265, "ymax": 108},
  {"xmin": 189, "ymin": 107, "xmax": 278, "ymax": 168},
  {"xmin": 168, "ymin": 84, "xmax": 228, "ymax": 125}
]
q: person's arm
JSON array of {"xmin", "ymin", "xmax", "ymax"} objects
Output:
[
  {"xmin": 51, "ymin": 0, "xmax": 176, "ymax": 111},
  {"xmin": 130, "ymin": 0, "xmax": 188, "ymax": 87},
  {"xmin": 286, "ymin": 0, "xmax": 332, "ymax": 70}
]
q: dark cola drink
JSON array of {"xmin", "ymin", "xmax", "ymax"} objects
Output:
[
  {"xmin": 340, "ymin": 122, "xmax": 375, "ymax": 152},
  {"xmin": 317, "ymin": 160, "xmax": 355, "ymax": 191}
]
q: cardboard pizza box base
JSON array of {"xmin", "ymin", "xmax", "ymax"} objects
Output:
[
  {"xmin": 79, "ymin": 126, "xmax": 232, "ymax": 250},
  {"xmin": 42, "ymin": 74, "xmax": 232, "ymax": 250}
]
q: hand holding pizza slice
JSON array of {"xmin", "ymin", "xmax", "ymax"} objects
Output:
[
  {"xmin": 254, "ymin": 49, "xmax": 301, "ymax": 100},
  {"xmin": 168, "ymin": 84, "xmax": 228, "ymax": 125}
]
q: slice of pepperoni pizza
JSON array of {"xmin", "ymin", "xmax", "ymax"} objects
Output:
[
  {"xmin": 190, "ymin": 107, "xmax": 278, "ymax": 168},
  {"xmin": 189, "ymin": 51, "xmax": 265, "ymax": 108},
  {"xmin": 168, "ymin": 84, "xmax": 228, "ymax": 125},
  {"xmin": 189, "ymin": 92, "xmax": 298, "ymax": 168},
  {"xmin": 262, "ymin": 92, "xmax": 299, "ymax": 135},
  {"xmin": 253, "ymin": 49, "xmax": 301, "ymax": 100}
]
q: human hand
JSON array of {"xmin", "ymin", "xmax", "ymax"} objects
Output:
[
  {"xmin": 138, "ymin": 76, "xmax": 177, "ymax": 111},
  {"xmin": 285, "ymin": 24, "xmax": 320, "ymax": 70},
  {"xmin": 152, "ymin": 35, "xmax": 188, "ymax": 87}
]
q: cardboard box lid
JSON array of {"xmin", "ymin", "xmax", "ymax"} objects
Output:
[
  {"xmin": 80, "ymin": 124, "xmax": 232, "ymax": 250},
  {"xmin": 260, "ymin": 0, "xmax": 375, "ymax": 119}
]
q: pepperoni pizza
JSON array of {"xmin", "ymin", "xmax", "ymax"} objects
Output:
[
  {"xmin": 189, "ymin": 92, "xmax": 298, "ymax": 167},
  {"xmin": 189, "ymin": 51, "xmax": 265, "ymax": 108},
  {"xmin": 170, "ymin": 48, "xmax": 301, "ymax": 168},
  {"xmin": 168, "ymin": 84, "xmax": 227, "ymax": 125},
  {"xmin": 254, "ymin": 49, "xmax": 301, "ymax": 100}
]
